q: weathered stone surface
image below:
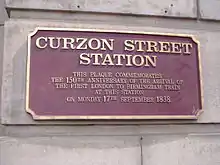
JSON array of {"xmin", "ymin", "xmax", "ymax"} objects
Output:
[
  {"xmin": 1, "ymin": 18, "xmax": 220, "ymax": 124},
  {"xmin": 0, "ymin": 0, "xmax": 8, "ymax": 24},
  {"xmin": 0, "ymin": 25, "xmax": 4, "ymax": 122},
  {"xmin": 200, "ymin": 0, "xmax": 220, "ymax": 20},
  {"xmin": 143, "ymin": 134, "xmax": 220, "ymax": 165},
  {"xmin": 6, "ymin": 0, "xmax": 197, "ymax": 18},
  {"xmin": 2, "ymin": 125, "xmax": 220, "ymax": 137},
  {"xmin": 0, "ymin": 125, "xmax": 4, "ymax": 136},
  {"xmin": 0, "ymin": 136, "xmax": 140, "ymax": 165}
]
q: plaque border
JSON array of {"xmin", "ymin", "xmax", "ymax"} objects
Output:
[{"xmin": 26, "ymin": 27, "xmax": 203, "ymax": 120}]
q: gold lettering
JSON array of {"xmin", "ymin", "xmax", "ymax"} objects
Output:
[
  {"xmin": 101, "ymin": 54, "xmax": 114, "ymax": 66},
  {"xmin": 36, "ymin": 37, "xmax": 48, "ymax": 49},
  {"xmin": 135, "ymin": 40, "xmax": 146, "ymax": 52},
  {"xmin": 164, "ymin": 84, "xmax": 180, "ymax": 91},
  {"xmin": 120, "ymin": 96, "xmax": 154, "ymax": 103},
  {"xmin": 62, "ymin": 37, "xmax": 75, "ymax": 49},
  {"xmin": 90, "ymin": 53, "xmax": 103, "ymax": 65},
  {"xmin": 132, "ymin": 55, "xmax": 144, "ymax": 66},
  {"xmin": 145, "ymin": 56, "xmax": 157, "ymax": 67},
  {"xmin": 159, "ymin": 41, "xmax": 171, "ymax": 53},
  {"xmin": 77, "ymin": 96, "xmax": 102, "ymax": 103},
  {"xmin": 88, "ymin": 38, "xmax": 101, "ymax": 50},
  {"xmin": 182, "ymin": 43, "xmax": 192, "ymax": 54},
  {"xmin": 76, "ymin": 38, "xmax": 88, "ymax": 50},
  {"xmin": 113, "ymin": 54, "xmax": 126, "ymax": 66},
  {"xmin": 100, "ymin": 39, "xmax": 114, "ymax": 50},
  {"xmin": 124, "ymin": 40, "xmax": 135, "ymax": 51},
  {"xmin": 146, "ymin": 41, "xmax": 159, "ymax": 52},
  {"xmin": 66, "ymin": 97, "xmax": 75, "ymax": 102},
  {"xmin": 171, "ymin": 42, "xmax": 181, "ymax": 54},
  {"xmin": 79, "ymin": 53, "xmax": 90, "ymax": 65},
  {"xmin": 156, "ymin": 96, "xmax": 171, "ymax": 103},
  {"xmin": 70, "ymin": 83, "xmax": 88, "ymax": 89},
  {"xmin": 48, "ymin": 37, "xmax": 61, "ymax": 49},
  {"xmin": 125, "ymin": 55, "xmax": 133, "ymax": 66},
  {"xmin": 72, "ymin": 72, "xmax": 87, "ymax": 77}
]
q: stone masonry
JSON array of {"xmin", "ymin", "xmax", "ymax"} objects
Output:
[{"xmin": 1, "ymin": 0, "xmax": 220, "ymax": 165}]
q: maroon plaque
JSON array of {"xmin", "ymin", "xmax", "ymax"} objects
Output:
[{"xmin": 26, "ymin": 27, "xmax": 203, "ymax": 120}]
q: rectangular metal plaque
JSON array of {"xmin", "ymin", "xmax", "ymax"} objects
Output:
[{"xmin": 26, "ymin": 27, "xmax": 203, "ymax": 120}]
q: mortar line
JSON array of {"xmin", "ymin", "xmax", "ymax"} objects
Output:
[
  {"xmin": 196, "ymin": 0, "xmax": 201, "ymax": 20},
  {"xmin": 140, "ymin": 136, "xmax": 143, "ymax": 165}
]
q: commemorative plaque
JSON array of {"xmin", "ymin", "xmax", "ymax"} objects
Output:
[{"xmin": 26, "ymin": 27, "xmax": 202, "ymax": 120}]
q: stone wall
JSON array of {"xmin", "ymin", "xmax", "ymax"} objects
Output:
[{"xmin": 1, "ymin": 0, "xmax": 220, "ymax": 164}]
